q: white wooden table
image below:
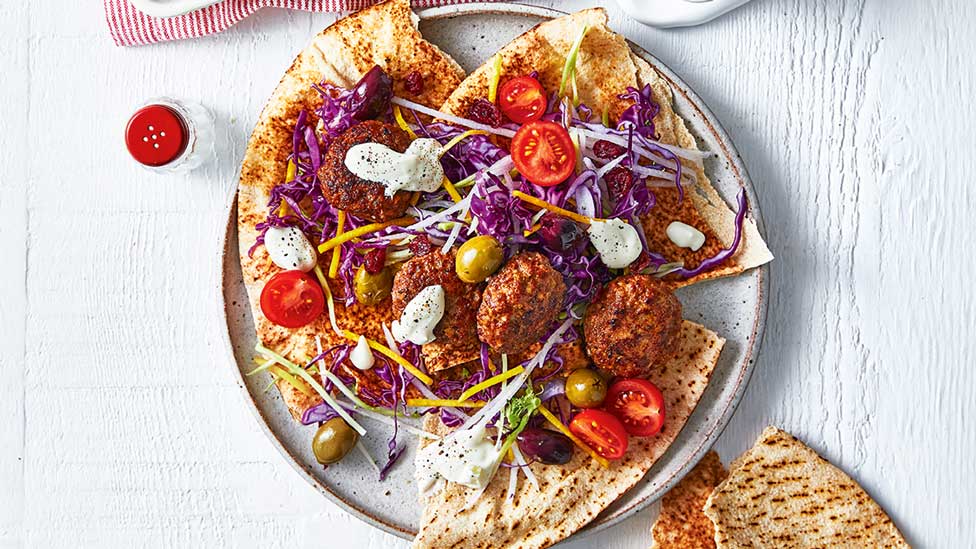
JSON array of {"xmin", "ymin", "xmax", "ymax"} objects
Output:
[{"xmin": 2, "ymin": 1, "xmax": 973, "ymax": 547}]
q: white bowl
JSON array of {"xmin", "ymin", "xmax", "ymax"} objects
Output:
[
  {"xmin": 615, "ymin": 0, "xmax": 755, "ymax": 28},
  {"xmin": 128, "ymin": 0, "xmax": 221, "ymax": 18}
]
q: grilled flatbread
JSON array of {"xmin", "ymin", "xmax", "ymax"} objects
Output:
[
  {"xmin": 237, "ymin": 0, "xmax": 465, "ymax": 420},
  {"xmin": 412, "ymin": 321, "xmax": 725, "ymax": 549},
  {"xmin": 650, "ymin": 450, "xmax": 727, "ymax": 549},
  {"xmin": 703, "ymin": 427, "xmax": 909, "ymax": 548},
  {"xmin": 440, "ymin": 8, "xmax": 772, "ymax": 289}
]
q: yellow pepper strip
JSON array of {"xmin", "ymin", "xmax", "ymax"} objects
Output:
[
  {"xmin": 511, "ymin": 190, "xmax": 594, "ymax": 226},
  {"xmin": 523, "ymin": 223, "xmax": 541, "ymax": 237},
  {"xmin": 341, "ymin": 330, "xmax": 434, "ymax": 386},
  {"xmin": 458, "ymin": 365, "xmax": 525, "ymax": 402},
  {"xmin": 278, "ymin": 160, "xmax": 297, "ymax": 217},
  {"xmin": 601, "ymin": 108, "xmax": 610, "ymax": 128},
  {"xmin": 393, "ymin": 105, "xmax": 418, "ymax": 139},
  {"xmin": 269, "ymin": 365, "xmax": 316, "ymax": 398},
  {"xmin": 439, "ymin": 130, "xmax": 490, "ymax": 158},
  {"xmin": 328, "ymin": 210, "xmax": 346, "ymax": 278},
  {"xmin": 442, "ymin": 177, "xmax": 463, "ymax": 204},
  {"xmin": 488, "ymin": 54, "xmax": 503, "ymax": 103},
  {"xmin": 538, "ymin": 405, "xmax": 610, "ymax": 468},
  {"xmin": 317, "ymin": 217, "xmax": 413, "ymax": 253},
  {"xmin": 406, "ymin": 398, "xmax": 486, "ymax": 408}
]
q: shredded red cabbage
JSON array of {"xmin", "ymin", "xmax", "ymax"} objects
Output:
[
  {"xmin": 617, "ymin": 84, "xmax": 660, "ymax": 141},
  {"xmin": 301, "ymin": 401, "xmax": 340, "ymax": 425},
  {"xmin": 424, "ymin": 122, "xmax": 507, "ymax": 183},
  {"xmin": 671, "ymin": 188, "xmax": 748, "ymax": 279}
]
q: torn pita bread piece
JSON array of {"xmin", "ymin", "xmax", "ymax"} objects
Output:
[
  {"xmin": 237, "ymin": 0, "xmax": 464, "ymax": 421},
  {"xmin": 630, "ymin": 55, "xmax": 773, "ymax": 288},
  {"xmin": 704, "ymin": 427, "xmax": 910, "ymax": 548},
  {"xmin": 412, "ymin": 321, "xmax": 725, "ymax": 549},
  {"xmin": 650, "ymin": 450, "xmax": 727, "ymax": 549},
  {"xmin": 439, "ymin": 8, "xmax": 772, "ymax": 288}
]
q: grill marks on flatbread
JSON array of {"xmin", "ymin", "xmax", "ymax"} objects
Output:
[
  {"xmin": 236, "ymin": 0, "xmax": 464, "ymax": 420},
  {"xmin": 650, "ymin": 450, "xmax": 727, "ymax": 549},
  {"xmin": 703, "ymin": 427, "xmax": 910, "ymax": 548},
  {"xmin": 411, "ymin": 321, "xmax": 725, "ymax": 549}
]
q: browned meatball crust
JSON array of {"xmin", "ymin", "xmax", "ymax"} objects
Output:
[
  {"xmin": 392, "ymin": 251, "xmax": 481, "ymax": 371},
  {"xmin": 583, "ymin": 274, "xmax": 682, "ymax": 378},
  {"xmin": 478, "ymin": 252, "xmax": 566, "ymax": 355},
  {"xmin": 318, "ymin": 120, "xmax": 414, "ymax": 222}
]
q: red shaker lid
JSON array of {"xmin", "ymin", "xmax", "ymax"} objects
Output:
[{"xmin": 125, "ymin": 104, "xmax": 189, "ymax": 167}]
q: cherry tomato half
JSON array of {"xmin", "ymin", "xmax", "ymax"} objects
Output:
[
  {"xmin": 605, "ymin": 379, "xmax": 666, "ymax": 437},
  {"xmin": 569, "ymin": 409, "xmax": 629, "ymax": 460},
  {"xmin": 260, "ymin": 270, "xmax": 325, "ymax": 328},
  {"xmin": 511, "ymin": 120, "xmax": 576, "ymax": 187},
  {"xmin": 498, "ymin": 76, "xmax": 547, "ymax": 124}
]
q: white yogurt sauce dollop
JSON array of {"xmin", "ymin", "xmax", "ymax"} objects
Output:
[
  {"xmin": 416, "ymin": 424, "xmax": 498, "ymax": 494},
  {"xmin": 666, "ymin": 221, "xmax": 706, "ymax": 251},
  {"xmin": 391, "ymin": 284, "xmax": 445, "ymax": 345},
  {"xmin": 344, "ymin": 138, "xmax": 445, "ymax": 197},
  {"xmin": 264, "ymin": 226, "xmax": 317, "ymax": 272},
  {"xmin": 349, "ymin": 335, "xmax": 375, "ymax": 371},
  {"xmin": 587, "ymin": 218, "xmax": 643, "ymax": 269}
]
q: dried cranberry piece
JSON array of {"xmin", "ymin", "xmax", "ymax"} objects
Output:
[
  {"xmin": 605, "ymin": 166, "xmax": 634, "ymax": 197},
  {"xmin": 592, "ymin": 139, "xmax": 626, "ymax": 159},
  {"xmin": 467, "ymin": 98, "xmax": 501, "ymax": 127},
  {"xmin": 630, "ymin": 252, "xmax": 652, "ymax": 273},
  {"xmin": 538, "ymin": 213, "xmax": 583, "ymax": 252},
  {"xmin": 409, "ymin": 234, "xmax": 434, "ymax": 257},
  {"xmin": 405, "ymin": 71, "xmax": 424, "ymax": 95},
  {"xmin": 363, "ymin": 248, "xmax": 387, "ymax": 274}
]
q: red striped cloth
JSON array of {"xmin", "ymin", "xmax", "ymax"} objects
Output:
[{"xmin": 104, "ymin": 0, "xmax": 490, "ymax": 46}]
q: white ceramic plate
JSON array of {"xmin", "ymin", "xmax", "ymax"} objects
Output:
[
  {"xmin": 129, "ymin": 0, "xmax": 221, "ymax": 18},
  {"xmin": 221, "ymin": 3, "xmax": 769, "ymax": 541}
]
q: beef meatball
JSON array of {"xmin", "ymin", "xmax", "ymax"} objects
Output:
[
  {"xmin": 583, "ymin": 274, "xmax": 682, "ymax": 377},
  {"xmin": 318, "ymin": 120, "xmax": 414, "ymax": 222},
  {"xmin": 392, "ymin": 251, "xmax": 481, "ymax": 372},
  {"xmin": 478, "ymin": 252, "xmax": 566, "ymax": 355}
]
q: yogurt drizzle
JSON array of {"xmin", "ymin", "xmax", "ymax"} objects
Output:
[
  {"xmin": 391, "ymin": 284, "xmax": 445, "ymax": 345},
  {"xmin": 416, "ymin": 424, "xmax": 498, "ymax": 494},
  {"xmin": 587, "ymin": 218, "xmax": 643, "ymax": 269},
  {"xmin": 666, "ymin": 221, "xmax": 706, "ymax": 251},
  {"xmin": 344, "ymin": 138, "xmax": 445, "ymax": 197},
  {"xmin": 263, "ymin": 226, "xmax": 317, "ymax": 272}
]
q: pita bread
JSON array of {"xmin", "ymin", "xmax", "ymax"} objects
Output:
[
  {"xmin": 237, "ymin": 0, "xmax": 465, "ymax": 420},
  {"xmin": 411, "ymin": 321, "xmax": 725, "ymax": 549},
  {"xmin": 630, "ymin": 55, "xmax": 772, "ymax": 287},
  {"xmin": 650, "ymin": 450, "xmax": 727, "ymax": 549},
  {"xmin": 440, "ymin": 9, "xmax": 772, "ymax": 288},
  {"xmin": 703, "ymin": 427, "xmax": 910, "ymax": 548}
]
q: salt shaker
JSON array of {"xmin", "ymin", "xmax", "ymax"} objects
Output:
[{"xmin": 125, "ymin": 98, "xmax": 214, "ymax": 173}]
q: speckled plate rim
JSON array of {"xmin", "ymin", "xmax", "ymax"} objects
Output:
[{"xmin": 219, "ymin": 2, "xmax": 770, "ymax": 542}]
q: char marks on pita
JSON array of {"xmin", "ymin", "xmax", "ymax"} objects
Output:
[
  {"xmin": 703, "ymin": 427, "xmax": 910, "ymax": 549},
  {"xmin": 237, "ymin": 0, "xmax": 465, "ymax": 420},
  {"xmin": 651, "ymin": 450, "xmax": 727, "ymax": 549}
]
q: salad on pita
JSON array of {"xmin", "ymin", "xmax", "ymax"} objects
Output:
[{"xmin": 236, "ymin": 1, "xmax": 772, "ymax": 548}]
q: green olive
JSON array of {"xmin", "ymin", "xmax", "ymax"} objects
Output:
[
  {"xmin": 354, "ymin": 265, "xmax": 393, "ymax": 305},
  {"xmin": 565, "ymin": 368, "xmax": 608, "ymax": 408},
  {"xmin": 312, "ymin": 417, "xmax": 359, "ymax": 465},
  {"xmin": 455, "ymin": 235, "xmax": 504, "ymax": 283}
]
